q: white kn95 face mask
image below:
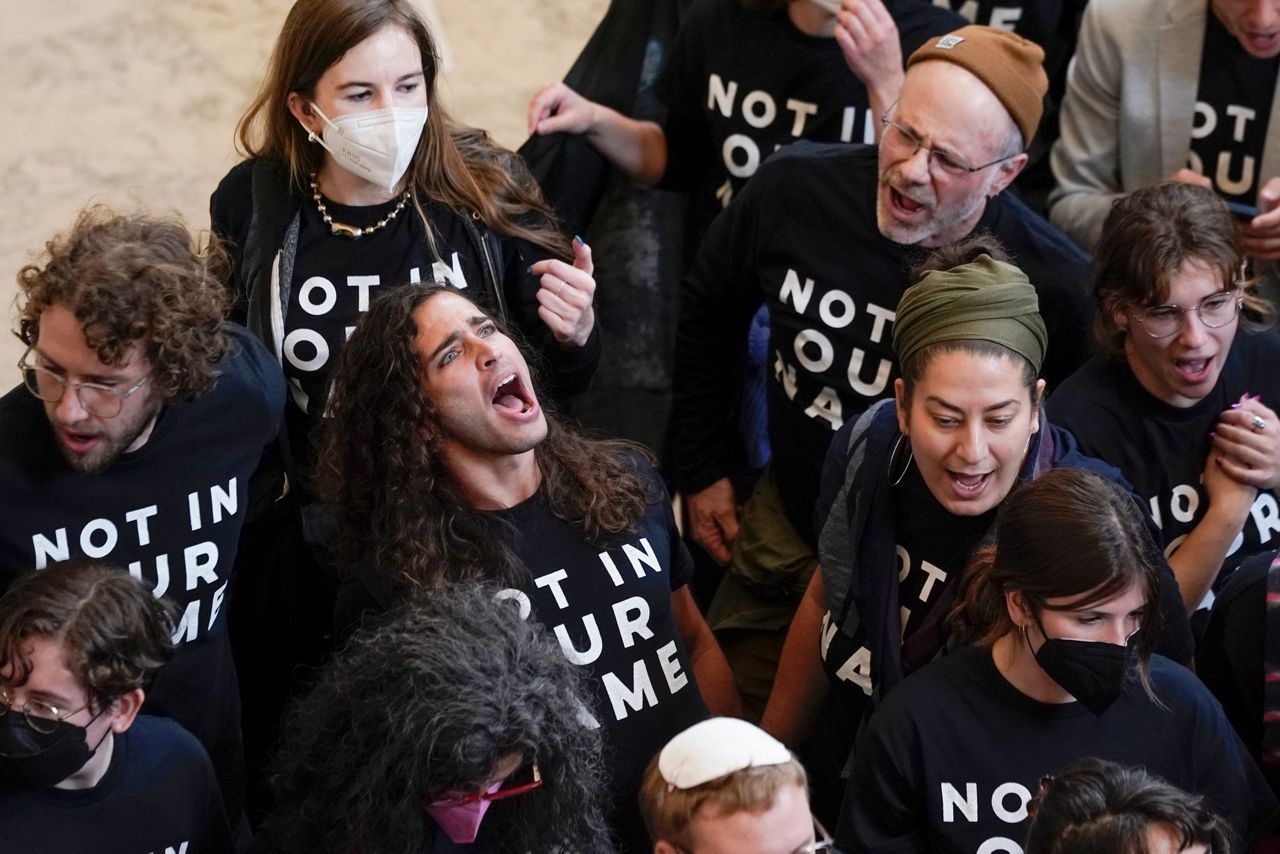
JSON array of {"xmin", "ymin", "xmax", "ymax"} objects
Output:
[{"xmin": 305, "ymin": 102, "xmax": 427, "ymax": 193}]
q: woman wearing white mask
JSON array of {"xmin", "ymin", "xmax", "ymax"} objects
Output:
[
  {"xmin": 212, "ymin": 0, "xmax": 599, "ymax": 496},
  {"xmin": 209, "ymin": 1, "xmax": 599, "ymax": 820}
]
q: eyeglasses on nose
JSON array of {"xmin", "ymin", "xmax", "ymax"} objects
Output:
[
  {"xmin": 880, "ymin": 112, "xmax": 1017, "ymax": 177},
  {"xmin": 1129, "ymin": 291, "xmax": 1242, "ymax": 338},
  {"xmin": 17, "ymin": 347, "xmax": 150, "ymax": 418},
  {"xmin": 0, "ymin": 683, "xmax": 90, "ymax": 736}
]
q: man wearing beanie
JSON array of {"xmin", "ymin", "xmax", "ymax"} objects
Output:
[
  {"xmin": 669, "ymin": 24, "xmax": 1093, "ymax": 716},
  {"xmin": 1050, "ymin": 0, "xmax": 1280, "ymax": 265}
]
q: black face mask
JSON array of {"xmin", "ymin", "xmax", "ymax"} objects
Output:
[
  {"xmin": 0, "ymin": 711, "xmax": 103, "ymax": 790},
  {"xmin": 1028, "ymin": 624, "xmax": 1137, "ymax": 716}
]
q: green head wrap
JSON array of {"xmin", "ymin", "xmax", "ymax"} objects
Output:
[{"xmin": 892, "ymin": 254, "xmax": 1048, "ymax": 376}]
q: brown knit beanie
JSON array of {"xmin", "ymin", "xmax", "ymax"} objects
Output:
[{"xmin": 907, "ymin": 25, "xmax": 1048, "ymax": 148}]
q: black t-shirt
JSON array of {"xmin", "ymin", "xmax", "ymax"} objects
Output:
[
  {"xmin": 489, "ymin": 462, "xmax": 708, "ymax": 849},
  {"xmin": 285, "ymin": 196, "xmax": 551, "ymax": 479},
  {"xmin": 935, "ymin": 0, "xmax": 1046, "ymax": 32},
  {"xmin": 672, "ymin": 142, "xmax": 1092, "ymax": 543},
  {"xmin": 0, "ymin": 715, "xmax": 233, "ymax": 853},
  {"xmin": 1198, "ymin": 548, "xmax": 1280, "ymax": 795},
  {"xmin": 842, "ymin": 645, "xmax": 1278, "ymax": 852},
  {"xmin": 656, "ymin": 0, "xmax": 961, "ymax": 228},
  {"xmin": 0, "ymin": 326, "xmax": 284, "ymax": 821},
  {"xmin": 893, "ymin": 466, "xmax": 996, "ymax": 646},
  {"xmin": 821, "ymin": 464, "xmax": 994, "ymax": 702},
  {"xmin": 1190, "ymin": 11, "xmax": 1280, "ymax": 205},
  {"xmin": 1048, "ymin": 337, "xmax": 1280, "ymax": 611}
]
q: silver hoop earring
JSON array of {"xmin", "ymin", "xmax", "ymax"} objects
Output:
[{"xmin": 886, "ymin": 432, "xmax": 914, "ymax": 487}]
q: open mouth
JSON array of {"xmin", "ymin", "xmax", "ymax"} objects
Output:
[
  {"xmin": 58, "ymin": 429, "xmax": 101, "ymax": 454},
  {"xmin": 1173, "ymin": 357, "xmax": 1213, "ymax": 384},
  {"xmin": 492, "ymin": 373, "xmax": 534, "ymax": 415},
  {"xmin": 890, "ymin": 186, "xmax": 925, "ymax": 217},
  {"xmin": 1244, "ymin": 31, "xmax": 1280, "ymax": 54},
  {"xmin": 948, "ymin": 471, "xmax": 991, "ymax": 496}
]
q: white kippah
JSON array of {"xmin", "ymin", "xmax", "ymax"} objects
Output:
[{"xmin": 658, "ymin": 717, "xmax": 792, "ymax": 789}]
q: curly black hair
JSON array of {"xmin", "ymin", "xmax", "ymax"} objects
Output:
[{"xmin": 261, "ymin": 583, "xmax": 611, "ymax": 852}]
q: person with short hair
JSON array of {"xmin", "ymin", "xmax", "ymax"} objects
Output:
[
  {"xmin": 320, "ymin": 283, "xmax": 737, "ymax": 852},
  {"xmin": 1024, "ymin": 757, "xmax": 1233, "ymax": 854},
  {"xmin": 0, "ymin": 207, "xmax": 285, "ymax": 831},
  {"xmin": 1048, "ymin": 183, "xmax": 1280, "ymax": 618},
  {"xmin": 0, "ymin": 562, "xmax": 232, "ymax": 852},
  {"xmin": 669, "ymin": 24, "xmax": 1093, "ymax": 714},
  {"xmin": 256, "ymin": 583, "xmax": 608, "ymax": 853},
  {"xmin": 840, "ymin": 469, "xmax": 1275, "ymax": 852},
  {"xmin": 640, "ymin": 717, "xmax": 831, "ymax": 854}
]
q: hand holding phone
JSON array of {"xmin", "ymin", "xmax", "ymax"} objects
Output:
[
  {"xmin": 1239, "ymin": 178, "xmax": 1280, "ymax": 261},
  {"xmin": 1226, "ymin": 200, "xmax": 1259, "ymax": 220}
]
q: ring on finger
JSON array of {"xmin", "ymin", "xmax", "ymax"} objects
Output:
[
  {"xmin": 557, "ymin": 282, "xmax": 566, "ymax": 298},
  {"xmin": 1252, "ymin": 414, "xmax": 1267, "ymax": 432}
]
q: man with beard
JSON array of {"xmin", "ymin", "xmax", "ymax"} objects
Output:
[
  {"xmin": 669, "ymin": 25, "xmax": 1093, "ymax": 716},
  {"xmin": 0, "ymin": 207, "xmax": 284, "ymax": 841}
]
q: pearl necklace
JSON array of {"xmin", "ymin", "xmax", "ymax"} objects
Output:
[{"xmin": 310, "ymin": 173, "xmax": 410, "ymax": 239}]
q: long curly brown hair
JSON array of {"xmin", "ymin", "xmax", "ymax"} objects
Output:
[
  {"xmin": 317, "ymin": 284, "xmax": 656, "ymax": 590},
  {"xmin": 15, "ymin": 207, "xmax": 230, "ymax": 400},
  {"xmin": 235, "ymin": 0, "xmax": 570, "ymax": 260}
]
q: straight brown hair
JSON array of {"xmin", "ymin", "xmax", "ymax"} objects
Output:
[
  {"xmin": 951, "ymin": 469, "xmax": 1162, "ymax": 691},
  {"xmin": 236, "ymin": 0, "xmax": 570, "ymax": 259}
]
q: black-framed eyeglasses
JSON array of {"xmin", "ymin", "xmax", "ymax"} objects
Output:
[
  {"xmin": 17, "ymin": 347, "xmax": 150, "ymax": 418},
  {"xmin": 0, "ymin": 683, "xmax": 91, "ymax": 736},
  {"xmin": 673, "ymin": 813, "xmax": 836, "ymax": 853},
  {"xmin": 880, "ymin": 111, "xmax": 1019, "ymax": 177},
  {"xmin": 1130, "ymin": 291, "xmax": 1242, "ymax": 338}
]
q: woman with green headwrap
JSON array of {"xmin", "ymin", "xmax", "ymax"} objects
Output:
[{"xmin": 760, "ymin": 242, "xmax": 1194, "ymax": 824}]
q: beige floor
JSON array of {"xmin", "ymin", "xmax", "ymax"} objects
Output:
[{"xmin": 0, "ymin": 0, "xmax": 607, "ymax": 386}]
